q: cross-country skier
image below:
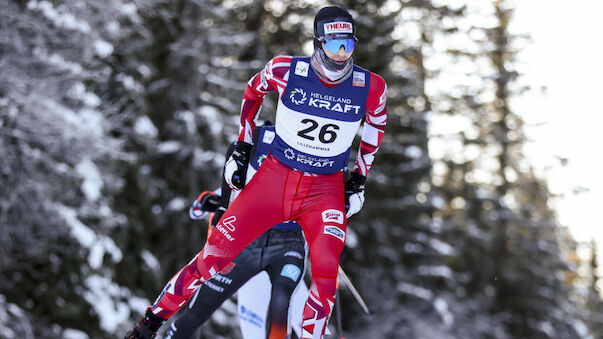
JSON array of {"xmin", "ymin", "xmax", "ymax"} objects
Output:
[
  {"xmin": 164, "ymin": 123, "xmax": 308, "ymax": 339},
  {"xmin": 125, "ymin": 6, "xmax": 387, "ymax": 339}
]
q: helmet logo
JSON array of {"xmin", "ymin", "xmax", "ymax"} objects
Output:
[{"xmin": 323, "ymin": 21, "xmax": 353, "ymax": 34}]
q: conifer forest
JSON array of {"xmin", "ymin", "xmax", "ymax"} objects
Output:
[{"xmin": 1, "ymin": 0, "xmax": 602, "ymax": 338}]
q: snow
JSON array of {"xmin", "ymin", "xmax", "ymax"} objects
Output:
[
  {"xmin": 194, "ymin": 149, "xmax": 226, "ymax": 170},
  {"xmin": 56, "ymin": 204, "xmax": 96, "ymax": 248},
  {"xmin": 396, "ymin": 282, "xmax": 433, "ymax": 300},
  {"xmin": 418, "ymin": 265, "xmax": 454, "ymax": 279},
  {"xmin": 134, "ymin": 116, "xmax": 158, "ymax": 138},
  {"xmin": 405, "ymin": 145, "xmax": 423, "ymax": 158},
  {"xmin": 27, "ymin": 0, "xmax": 91, "ymax": 33},
  {"xmin": 83, "ymin": 275, "xmax": 131, "ymax": 332},
  {"xmin": 75, "ymin": 158, "xmax": 103, "ymax": 202},
  {"xmin": 68, "ymin": 82, "xmax": 101, "ymax": 108},
  {"xmin": 167, "ymin": 197, "xmax": 187, "ymax": 212},
  {"xmin": 158, "ymin": 141, "xmax": 182, "ymax": 154},
  {"xmin": 55, "ymin": 204, "xmax": 123, "ymax": 268},
  {"xmin": 198, "ymin": 105, "xmax": 223, "ymax": 136},
  {"xmin": 127, "ymin": 296, "xmax": 151, "ymax": 313},
  {"xmin": 34, "ymin": 48, "xmax": 83, "ymax": 74},
  {"xmin": 63, "ymin": 328, "xmax": 89, "ymax": 339},
  {"xmin": 89, "ymin": 236, "xmax": 123, "ymax": 269},
  {"xmin": 345, "ymin": 227, "xmax": 359, "ymax": 248},
  {"xmin": 572, "ymin": 319, "xmax": 592, "ymax": 339},
  {"xmin": 433, "ymin": 297, "xmax": 454, "ymax": 327},
  {"xmin": 141, "ymin": 250, "xmax": 160, "ymax": 271},
  {"xmin": 116, "ymin": 73, "xmax": 144, "ymax": 92},
  {"xmin": 93, "ymin": 40, "xmax": 114, "ymax": 58},
  {"xmin": 78, "ymin": 108, "xmax": 105, "ymax": 138},
  {"xmin": 429, "ymin": 239, "xmax": 456, "ymax": 256},
  {"xmin": 176, "ymin": 110, "xmax": 197, "ymax": 135}
]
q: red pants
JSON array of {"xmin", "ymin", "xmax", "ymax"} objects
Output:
[{"xmin": 151, "ymin": 155, "xmax": 346, "ymax": 338}]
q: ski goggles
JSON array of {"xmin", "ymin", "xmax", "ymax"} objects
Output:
[{"xmin": 319, "ymin": 37, "xmax": 357, "ymax": 54}]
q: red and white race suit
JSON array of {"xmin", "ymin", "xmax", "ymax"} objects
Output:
[{"xmin": 151, "ymin": 55, "xmax": 387, "ymax": 339}]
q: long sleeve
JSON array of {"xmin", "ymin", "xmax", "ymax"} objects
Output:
[
  {"xmin": 238, "ymin": 55, "xmax": 292, "ymax": 143},
  {"xmin": 353, "ymin": 72, "xmax": 387, "ymax": 177}
]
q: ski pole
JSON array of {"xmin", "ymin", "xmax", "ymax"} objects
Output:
[
  {"xmin": 338, "ymin": 266, "xmax": 373, "ymax": 315},
  {"xmin": 335, "ymin": 285, "xmax": 345, "ymax": 339}
]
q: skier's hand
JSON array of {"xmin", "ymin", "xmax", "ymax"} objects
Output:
[
  {"xmin": 345, "ymin": 172, "xmax": 366, "ymax": 218},
  {"xmin": 189, "ymin": 191, "xmax": 221, "ymax": 220},
  {"xmin": 224, "ymin": 141, "xmax": 253, "ymax": 190}
]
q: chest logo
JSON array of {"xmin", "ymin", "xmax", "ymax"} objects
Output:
[{"xmin": 290, "ymin": 88, "xmax": 307, "ymax": 105}]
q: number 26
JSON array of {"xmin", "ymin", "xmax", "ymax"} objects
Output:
[{"xmin": 297, "ymin": 119, "xmax": 339, "ymax": 144}]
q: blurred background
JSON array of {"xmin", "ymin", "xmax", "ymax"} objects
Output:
[{"xmin": 1, "ymin": 0, "xmax": 602, "ymax": 338}]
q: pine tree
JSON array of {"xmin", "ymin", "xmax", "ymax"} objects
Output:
[{"xmin": 429, "ymin": 0, "xmax": 592, "ymax": 337}]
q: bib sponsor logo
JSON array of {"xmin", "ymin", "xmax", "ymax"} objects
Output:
[
  {"xmin": 290, "ymin": 88, "xmax": 307, "ymax": 105},
  {"xmin": 324, "ymin": 22, "xmax": 353, "ymax": 34},
  {"xmin": 256, "ymin": 154, "xmax": 266, "ymax": 167},
  {"xmin": 284, "ymin": 148, "xmax": 295, "ymax": 160},
  {"xmin": 292, "ymin": 90, "xmax": 361, "ymax": 114},
  {"xmin": 322, "ymin": 209, "xmax": 344, "ymax": 224},
  {"xmin": 295, "ymin": 153, "xmax": 334, "ymax": 168},
  {"xmin": 262, "ymin": 130, "xmax": 275, "ymax": 144},
  {"xmin": 295, "ymin": 61, "xmax": 309, "ymax": 77},
  {"xmin": 281, "ymin": 264, "xmax": 302, "ymax": 281},
  {"xmin": 352, "ymin": 71, "xmax": 366, "ymax": 87},
  {"xmin": 324, "ymin": 225, "xmax": 345, "ymax": 242},
  {"xmin": 308, "ymin": 98, "xmax": 360, "ymax": 114}
]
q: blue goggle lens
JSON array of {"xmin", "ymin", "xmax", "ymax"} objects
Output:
[{"xmin": 322, "ymin": 38, "xmax": 356, "ymax": 53}]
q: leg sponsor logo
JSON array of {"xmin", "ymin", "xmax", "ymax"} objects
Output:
[
  {"xmin": 216, "ymin": 215, "xmax": 236, "ymax": 241},
  {"xmin": 212, "ymin": 274, "xmax": 233, "ymax": 285},
  {"xmin": 221, "ymin": 215, "xmax": 236, "ymax": 231},
  {"xmin": 323, "ymin": 225, "xmax": 345, "ymax": 242},
  {"xmin": 205, "ymin": 280, "xmax": 225, "ymax": 293},
  {"xmin": 321, "ymin": 209, "xmax": 344, "ymax": 224},
  {"xmin": 280, "ymin": 264, "xmax": 302, "ymax": 281},
  {"xmin": 239, "ymin": 305, "xmax": 264, "ymax": 328}
]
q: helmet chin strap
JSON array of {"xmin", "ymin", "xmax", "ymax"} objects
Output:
[{"xmin": 312, "ymin": 39, "xmax": 353, "ymax": 81}]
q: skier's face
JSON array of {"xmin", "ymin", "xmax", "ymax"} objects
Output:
[{"xmin": 322, "ymin": 40, "xmax": 354, "ymax": 65}]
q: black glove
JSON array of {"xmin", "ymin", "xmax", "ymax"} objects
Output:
[
  {"xmin": 344, "ymin": 172, "xmax": 366, "ymax": 218},
  {"xmin": 211, "ymin": 206, "xmax": 226, "ymax": 227},
  {"xmin": 224, "ymin": 141, "xmax": 253, "ymax": 190},
  {"xmin": 189, "ymin": 191, "xmax": 221, "ymax": 220}
]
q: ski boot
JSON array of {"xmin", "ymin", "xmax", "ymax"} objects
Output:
[{"xmin": 124, "ymin": 307, "xmax": 165, "ymax": 339}]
